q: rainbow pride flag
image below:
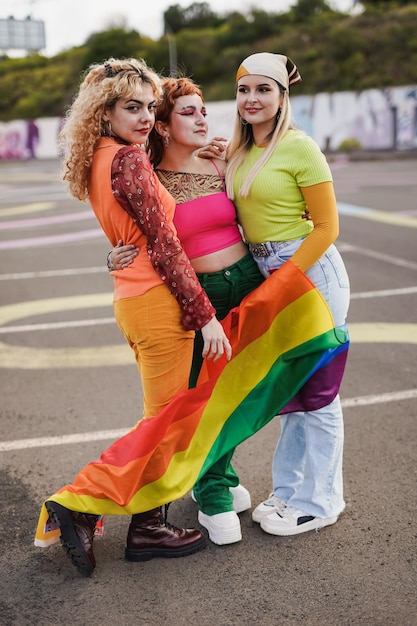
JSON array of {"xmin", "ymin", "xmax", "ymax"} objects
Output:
[{"xmin": 35, "ymin": 260, "xmax": 349, "ymax": 547}]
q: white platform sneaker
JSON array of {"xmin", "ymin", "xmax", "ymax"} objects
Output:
[
  {"xmin": 229, "ymin": 484, "xmax": 251, "ymax": 513},
  {"xmin": 260, "ymin": 506, "xmax": 338, "ymax": 536},
  {"xmin": 198, "ymin": 511, "xmax": 242, "ymax": 545},
  {"xmin": 252, "ymin": 493, "xmax": 287, "ymax": 523},
  {"xmin": 191, "ymin": 484, "xmax": 251, "ymax": 514}
]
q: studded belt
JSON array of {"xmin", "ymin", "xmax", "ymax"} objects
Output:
[{"xmin": 248, "ymin": 241, "xmax": 289, "ymax": 257}]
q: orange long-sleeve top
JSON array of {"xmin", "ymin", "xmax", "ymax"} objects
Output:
[{"xmin": 88, "ymin": 138, "xmax": 215, "ymax": 331}]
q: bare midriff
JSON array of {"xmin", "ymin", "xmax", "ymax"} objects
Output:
[{"xmin": 190, "ymin": 240, "xmax": 249, "ymax": 273}]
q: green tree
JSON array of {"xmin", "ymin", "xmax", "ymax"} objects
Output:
[
  {"xmin": 1, "ymin": 4, "xmax": 417, "ymax": 121},
  {"xmin": 248, "ymin": 9, "xmax": 286, "ymax": 39},
  {"xmin": 360, "ymin": 0, "xmax": 417, "ymax": 7},
  {"xmin": 290, "ymin": 0, "xmax": 333, "ymax": 22},
  {"xmin": 164, "ymin": 2, "xmax": 223, "ymax": 34},
  {"xmin": 217, "ymin": 12, "xmax": 259, "ymax": 47},
  {"xmin": 81, "ymin": 28, "xmax": 144, "ymax": 68}
]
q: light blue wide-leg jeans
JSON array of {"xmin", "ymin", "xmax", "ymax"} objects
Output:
[{"xmin": 252, "ymin": 241, "xmax": 350, "ymax": 518}]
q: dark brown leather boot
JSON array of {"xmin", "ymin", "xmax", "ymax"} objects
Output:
[
  {"xmin": 45, "ymin": 501, "xmax": 99, "ymax": 577},
  {"xmin": 125, "ymin": 506, "xmax": 206, "ymax": 562}
]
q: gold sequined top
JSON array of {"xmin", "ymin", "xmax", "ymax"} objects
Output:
[{"xmin": 156, "ymin": 169, "xmax": 224, "ymax": 204}]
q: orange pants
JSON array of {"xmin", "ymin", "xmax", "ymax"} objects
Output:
[{"xmin": 113, "ymin": 285, "xmax": 195, "ymax": 418}]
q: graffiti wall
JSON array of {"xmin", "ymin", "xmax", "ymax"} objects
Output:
[
  {"xmin": 0, "ymin": 117, "xmax": 63, "ymax": 160},
  {"xmin": 1, "ymin": 85, "xmax": 416, "ymax": 160},
  {"xmin": 207, "ymin": 84, "xmax": 417, "ymax": 153}
]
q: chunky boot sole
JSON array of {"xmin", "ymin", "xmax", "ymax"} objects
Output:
[
  {"xmin": 45, "ymin": 501, "xmax": 95, "ymax": 577},
  {"xmin": 125, "ymin": 535, "xmax": 207, "ymax": 562}
]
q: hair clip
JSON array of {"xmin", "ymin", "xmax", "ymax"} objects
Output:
[
  {"xmin": 104, "ymin": 62, "xmax": 143, "ymax": 80},
  {"xmin": 128, "ymin": 63, "xmax": 144, "ymax": 79},
  {"xmin": 104, "ymin": 62, "xmax": 114, "ymax": 78}
]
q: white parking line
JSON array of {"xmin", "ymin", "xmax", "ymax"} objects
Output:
[
  {"xmin": 1, "ymin": 389, "xmax": 416, "ymax": 452},
  {"xmin": 0, "ymin": 284, "xmax": 415, "ymax": 335},
  {"xmin": 339, "ymin": 243, "xmax": 417, "ymax": 271},
  {"xmin": 0, "ymin": 210, "xmax": 94, "ymax": 230},
  {"xmin": 341, "ymin": 388, "xmax": 417, "ymax": 407},
  {"xmin": 0, "ymin": 317, "xmax": 115, "ymax": 334},
  {"xmin": 350, "ymin": 286, "xmax": 417, "ymax": 299},
  {"xmin": 0, "ymin": 429, "xmax": 130, "ymax": 452},
  {"xmin": 0, "ymin": 267, "xmax": 106, "ymax": 280},
  {"xmin": 0, "ymin": 228, "xmax": 104, "ymax": 250}
]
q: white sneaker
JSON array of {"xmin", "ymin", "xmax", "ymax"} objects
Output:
[
  {"xmin": 230, "ymin": 484, "xmax": 251, "ymax": 513},
  {"xmin": 260, "ymin": 506, "xmax": 338, "ymax": 536},
  {"xmin": 198, "ymin": 511, "xmax": 242, "ymax": 545},
  {"xmin": 252, "ymin": 493, "xmax": 287, "ymax": 523},
  {"xmin": 191, "ymin": 484, "xmax": 251, "ymax": 514}
]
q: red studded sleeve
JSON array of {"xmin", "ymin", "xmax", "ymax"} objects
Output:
[{"xmin": 111, "ymin": 145, "xmax": 215, "ymax": 331}]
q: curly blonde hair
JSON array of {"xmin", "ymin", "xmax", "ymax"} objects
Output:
[{"xmin": 59, "ymin": 57, "xmax": 162, "ymax": 201}]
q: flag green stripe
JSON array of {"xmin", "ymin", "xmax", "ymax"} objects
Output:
[{"xmin": 198, "ymin": 329, "xmax": 345, "ymax": 477}]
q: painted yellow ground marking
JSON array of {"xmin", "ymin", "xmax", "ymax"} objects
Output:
[
  {"xmin": 338, "ymin": 203, "xmax": 417, "ymax": 229},
  {"xmin": 0, "ymin": 293, "xmax": 126, "ymax": 368},
  {"xmin": 0, "ymin": 293, "xmax": 113, "ymax": 325},
  {"xmin": 0, "ymin": 342, "xmax": 132, "ymax": 368},
  {"xmin": 0, "ymin": 288, "xmax": 415, "ymax": 370},
  {"xmin": 349, "ymin": 323, "xmax": 417, "ymax": 344},
  {"xmin": 0, "ymin": 202, "xmax": 56, "ymax": 217},
  {"xmin": 354, "ymin": 210, "xmax": 417, "ymax": 229}
]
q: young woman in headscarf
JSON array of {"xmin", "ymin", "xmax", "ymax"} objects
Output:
[{"xmin": 224, "ymin": 52, "xmax": 350, "ymax": 536}]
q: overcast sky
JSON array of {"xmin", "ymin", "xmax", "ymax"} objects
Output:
[{"xmin": 1, "ymin": 0, "xmax": 354, "ymax": 57}]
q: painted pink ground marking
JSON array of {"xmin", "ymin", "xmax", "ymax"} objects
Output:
[{"xmin": 0, "ymin": 229, "xmax": 105, "ymax": 250}]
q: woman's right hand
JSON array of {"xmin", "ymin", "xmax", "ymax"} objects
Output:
[
  {"xmin": 200, "ymin": 317, "xmax": 232, "ymax": 362},
  {"xmin": 197, "ymin": 136, "xmax": 228, "ymax": 160},
  {"xmin": 108, "ymin": 240, "xmax": 139, "ymax": 270}
]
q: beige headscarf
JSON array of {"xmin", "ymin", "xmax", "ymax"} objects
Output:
[{"xmin": 236, "ymin": 52, "xmax": 302, "ymax": 91}]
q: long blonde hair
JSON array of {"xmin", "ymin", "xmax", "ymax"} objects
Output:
[
  {"xmin": 59, "ymin": 58, "xmax": 162, "ymax": 201},
  {"xmin": 225, "ymin": 86, "xmax": 294, "ymax": 199}
]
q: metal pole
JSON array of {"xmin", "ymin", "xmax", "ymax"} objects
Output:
[{"xmin": 165, "ymin": 23, "xmax": 177, "ymax": 77}]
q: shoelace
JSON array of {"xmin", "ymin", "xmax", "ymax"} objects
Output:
[
  {"xmin": 266, "ymin": 494, "xmax": 286, "ymax": 508},
  {"xmin": 162, "ymin": 503, "xmax": 180, "ymax": 531}
]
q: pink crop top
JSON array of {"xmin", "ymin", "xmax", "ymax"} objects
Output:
[
  {"xmin": 174, "ymin": 192, "xmax": 242, "ymax": 259},
  {"xmin": 156, "ymin": 164, "xmax": 242, "ymax": 259}
]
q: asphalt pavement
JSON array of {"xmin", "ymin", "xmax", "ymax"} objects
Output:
[{"xmin": 0, "ymin": 156, "xmax": 416, "ymax": 626}]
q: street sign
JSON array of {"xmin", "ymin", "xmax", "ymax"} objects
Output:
[{"xmin": 0, "ymin": 16, "xmax": 45, "ymax": 51}]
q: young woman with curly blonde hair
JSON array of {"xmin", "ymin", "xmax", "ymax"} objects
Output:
[{"xmin": 46, "ymin": 57, "xmax": 231, "ymax": 576}]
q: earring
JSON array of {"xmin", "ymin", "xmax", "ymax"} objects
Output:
[
  {"xmin": 239, "ymin": 115, "xmax": 248, "ymax": 126},
  {"xmin": 164, "ymin": 135, "xmax": 170, "ymax": 148}
]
